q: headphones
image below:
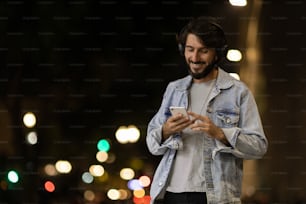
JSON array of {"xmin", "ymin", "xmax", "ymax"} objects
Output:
[{"xmin": 177, "ymin": 19, "xmax": 228, "ymax": 60}]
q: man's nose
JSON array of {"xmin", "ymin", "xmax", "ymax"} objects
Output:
[{"xmin": 191, "ymin": 51, "xmax": 200, "ymax": 62}]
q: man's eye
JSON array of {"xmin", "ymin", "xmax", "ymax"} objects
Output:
[{"xmin": 200, "ymin": 49, "xmax": 209, "ymax": 53}]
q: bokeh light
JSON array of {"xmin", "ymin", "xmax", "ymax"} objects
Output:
[
  {"xmin": 226, "ymin": 49, "xmax": 242, "ymax": 62},
  {"xmin": 23, "ymin": 112, "xmax": 37, "ymax": 128},
  {"xmin": 115, "ymin": 125, "xmax": 141, "ymax": 144},
  {"xmin": 105, "ymin": 152, "xmax": 116, "ymax": 163},
  {"xmin": 133, "ymin": 189, "xmax": 145, "ymax": 198},
  {"xmin": 82, "ymin": 172, "xmax": 94, "ymax": 184},
  {"xmin": 107, "ymin": 189, "xmax": 120, "ymax": 200},
  {"xmin": 118, "ymin": 189, "xmax": 130, "ymax": 200},
  {"xmin": 127, "ymin": 179, "xmax": 143, "ymax": 190},
  {"xmin": 84, "ymin": 190, "xmax": 95, "ymax": 201},
  {"xmin": 55, "ymin": 160, "xmax": 72, "ymax": 174},
  {"xmin": 7, "ymin": 170, "xmax": 19, "ymax": 183},
  {"xmin": 229, "ymin": 0, "xmax": 247, "ymax": 7},
  {"xmin": 44, "ymin": 181, "xmax": 55, "ymax": 192},
  {"xmin": 229, "ymin": 73, "xmax": 240, "ymax": 80},
  {"xmin": 97, "ymin": 139, "xmax": 110, "ymax": 152},
  {"xmin": 26, "ymin": 131, "xmax": 38, "ymax": 145},
  {"xmin": 127, "ymin": 125, "xmax": 140, "ymax": 143},
  {"xmin": 44, "ymin": 164, "xmax": 58, "ymax": 176},
  {"xmin": 89, "ymin": 165, "xmax": 104, "ymax": 177},
  {"xmin": 133, "ymin": 195, "xmax": 151, "ymax": 204},
  {"xmin": 139, "ymin": 175, "xmax": 151, "ymax": 187},
  {"xmin": 96, "ymin": 151, "xmax": 108, "ymax": 163},
  {"xmin": 120, "ymin": 168, "xmax": 135, "ymax": 180}
]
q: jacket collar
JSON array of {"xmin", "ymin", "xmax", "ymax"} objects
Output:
[
  {"xmin": 175, "ymin": 68, "xmax": 235, "ymax": 91},
  {"xmin": 215, "ymin": 68, "xmax": 235, "ymax": 90}
]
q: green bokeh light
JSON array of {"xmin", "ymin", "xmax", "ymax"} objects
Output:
[{"xmin": 97, "ymin": 139, "xmax": 110, "ymax": 152}]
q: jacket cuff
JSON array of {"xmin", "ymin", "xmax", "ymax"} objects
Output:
[{"xmin": 161, "ymin": 134, "xmax": 183, "ymax": 150}]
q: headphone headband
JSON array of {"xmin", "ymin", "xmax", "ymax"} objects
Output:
[{"xmin": 177, "ymin": 18, "xmax": 228, "ymax": 58}]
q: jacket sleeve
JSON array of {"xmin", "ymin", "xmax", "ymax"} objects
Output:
[
  {"xmin": 146, "ymin": 84, "xmax": 183, "ymax": 156},
  {"xmin": 213, "ymin": 88, "xmax": 268, "ymax": 160}
]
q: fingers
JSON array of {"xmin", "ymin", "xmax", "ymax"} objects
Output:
[
  {"xmin": 163, "ymin": 111, "xmax": 214, "ymax": 138},
  {"xmin": 162, "ymin": 114, "xmax": 192, "ymax": 138},
  {"xmin": 188, "ymin": 112, "xmax": 209, "ymax": 123},
  {"xmin": 169, "ymin": 113, "xmax": 189, "ymax": 122},
  {"xmin": 188, "ymin": 114, "xmax": 212, "ymax": 132},
  {"xmin": 166, "ymin": 111, "xmax": 227, "ymax": 144},
  {"xmin": 170, "ymin": 115, "xmax": 191, "ymax": 131}
]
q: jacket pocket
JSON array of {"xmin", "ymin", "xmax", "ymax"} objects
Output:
[{"xmin": 215, "ymin": 109, "xmax": 239, "ymax": 128}]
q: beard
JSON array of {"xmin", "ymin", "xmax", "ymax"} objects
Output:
[{"xmin": 187, "ymin": 60, "xmax": 217, "ymax": 80}]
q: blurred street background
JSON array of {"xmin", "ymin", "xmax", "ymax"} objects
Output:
[{"xmin": 0, "ymin": 0, "xmax": 306, "ymax": 203}]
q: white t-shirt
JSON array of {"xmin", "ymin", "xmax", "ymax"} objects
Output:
[{"xmin": 166, "ymin": 79, "xmax": 215, "ymax": 193}]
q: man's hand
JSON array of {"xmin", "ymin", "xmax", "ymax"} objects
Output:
[
  {"xmin": 162, "ymin": 114, "xmax": 192, "ymax": 141},
  {"xmin": 188, "ymin": 112, "xmax": 230, "ymax": 146}
]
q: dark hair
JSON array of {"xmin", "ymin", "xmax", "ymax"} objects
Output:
[{"xmin": 177, "ymin": 17, "xmax": 228, "ymax": 58}]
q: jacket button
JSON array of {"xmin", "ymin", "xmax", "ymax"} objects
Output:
[
  {"xmin": 225, "ymin": 117, "xmax": 231, "ymax": 124},
  {"xmin": 158, "ymin": 182, "xmax": 163, "ymax": 186}
]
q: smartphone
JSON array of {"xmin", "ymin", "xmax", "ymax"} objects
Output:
[{"xmin": 169, "ymin": 106, "xmax": 189, "ymax": 118}]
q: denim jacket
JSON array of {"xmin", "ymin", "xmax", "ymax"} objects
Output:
[{"xmin": 146, "ymin": 68, "xmax": 268, "ymax": 204}]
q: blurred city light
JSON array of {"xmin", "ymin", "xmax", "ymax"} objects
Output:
[
  {"xmin": 133, "ymin": 189, "xmax": 145, "ymax": 198},
  {"xmin": 96, "ymin": 151, "xmax": 108, "ymax": 163},
  {"xmin": 115, "ymin": 126, "xmax": 129, "ymax": 144},
  {"xmin": 127, "ymin": 125, "xmax": 140, "ymax": 143},
  {"xmin": 115, "ymin": 125, "xmax": 140, "ymax": 144},
  {"xmin": 89, "ymin": 165, "xmax": 104, "ymax": 177},
  {"xmin": 127, "ymin": 179, "xmax": 143, "ymax": 190},
  {"xmin": 105, "ymin": 152, "xmax": 116, "ymax": 163},
  {"xmin": 229, "ymin": 0, "xmax": 247, "ymax": 6},
  {"xmin": 84, "ymin": 190, "xmax": 95, "ymax": 201},
  {"xmin": 226, "ymin": 49, "xmax": 242, "ymax": 62},
  {"xmin": 97, "ymin": 139, "xmax": 110, "ymax": 152},
  {"xmin": 139, "ymin": 175, "xmax": 151, "ymax": 187},
  {"xmin": 44, "ymin": 181, "xmax": 55, "ymax": 192},
  {"xmin": 26, "ymin": 131, "xmax": 38, "ymax": 145},
  {"xmin": 107, "ymin": 189, "xmax": 120, "ymax": 200},
  {"xmin": 44, "ymin": 164, "xmax": 58, "ymax": 176},
  {"xmin": 120, "ymin": 168, "xmax": 135, "ymax": 180},
  {"xmin": 23, "ymin": 112, "xmax": 37, "ymax": 128},
  {"xmin": 7, "ymin": 170, "xmax": 19, "ymax": 183},
  {"xmin": 133, "ymin": 195, "xmax": 151, "ymax": 204},
  {"xmin": 55, "ymin": 160, "xmax": 72, "ymax": 174},
  {"xmin": 118, "ymin": 189, "xmax": 130, "ymax": 200},
  {"xmin": 229, "ymin": 73, "xmax": 241, "ymax": 80},
  {"xmin": 82, "ymin": 172, "xmax": 94, "ymax": 184}
]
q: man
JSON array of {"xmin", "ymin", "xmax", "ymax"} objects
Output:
[{"xmin": 146, "ymin": 17, "xmax": 268, "ymax": 204}]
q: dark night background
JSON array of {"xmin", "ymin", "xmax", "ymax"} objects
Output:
[{"xmin": 0, "ymin": 0, "xmax": 306, "ymax": 203}]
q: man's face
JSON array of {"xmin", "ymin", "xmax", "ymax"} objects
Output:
[{"xmin": 184, "ymin": 33, "xmax": 218, "ymax": 80}]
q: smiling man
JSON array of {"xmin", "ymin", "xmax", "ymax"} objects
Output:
[{"xmin": 146, "ymin": 17, "xmax": 268, "ymax": 204}]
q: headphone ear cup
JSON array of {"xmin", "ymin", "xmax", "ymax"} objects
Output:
[
  {"xmin": 178, "ymin": 43, "xmax": 184, "ymax": 56},
  {"xmin": 216, "ymin": 44, "xmax": 228, "ymax": 58},
  {"xmin": 221, "ymin": 44, "xmax": 228, "ymax": 58}
]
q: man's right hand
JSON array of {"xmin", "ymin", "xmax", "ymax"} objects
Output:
[{"xmin": 162, "ymin": 114, "xmax": 193, "ymax": 141}]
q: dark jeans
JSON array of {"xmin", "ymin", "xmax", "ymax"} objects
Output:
[{"xmin": 163, "ymin": 191, "xmax": 207, "ymax": 204}]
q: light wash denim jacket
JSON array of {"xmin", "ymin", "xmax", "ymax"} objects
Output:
[{"xmin": 146, "ymin": 68, "xmax": 268, "ymax": 204}]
